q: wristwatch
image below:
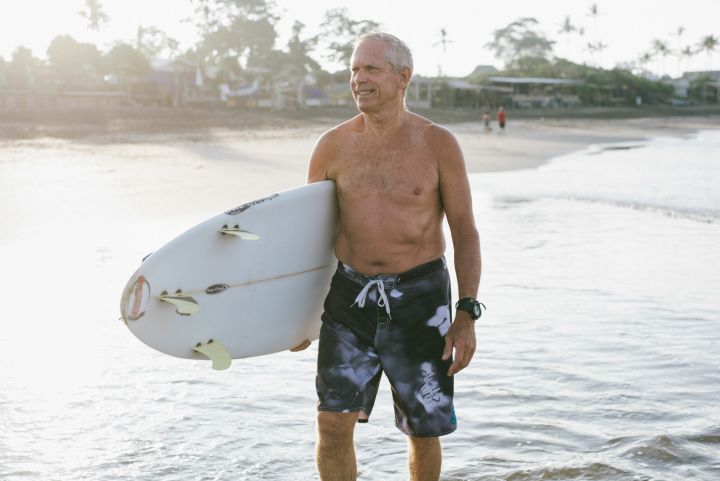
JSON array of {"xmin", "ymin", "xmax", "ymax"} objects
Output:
[{"xmin": 455, "ymin": 297, "xmax": 485, "ymax": 320}]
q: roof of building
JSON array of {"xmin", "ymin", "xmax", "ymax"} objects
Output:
[
  {"xmin": 487, "ymin": 77, "xmax": 583, "ymax": 85},
  {"xmin": 468, "ymin": 65, "xmax": 499, "ymax": 76},
  {"xmin": 151, "ymin": 58, "xmax": 196, "ymax": 73}
]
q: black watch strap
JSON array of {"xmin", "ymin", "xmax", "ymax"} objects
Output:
[{"xmin": 455, "ymin": 297, "xmax": 486, "ymax": 320}]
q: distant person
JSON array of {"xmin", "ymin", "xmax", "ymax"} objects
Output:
[
  {"xmin": 497, "ymin": 106, "xmax": 506, "ymax": 134},
  {"xmin": 482, "ymin": 110, "xmax": 492, "ymax": 132},
  {"xmin": 292, "ymin": 32, "xmax": 482, "ymax": 481}
]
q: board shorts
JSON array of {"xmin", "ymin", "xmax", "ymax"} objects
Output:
[{"xmin": 316, "ymin": 257, "xmax": 457, "ymax": 437}]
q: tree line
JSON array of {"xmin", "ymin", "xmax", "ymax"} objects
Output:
[
  {"xmin": 480, "ymin": 6, "xmax": 719, "ymax": 104},
  {"xmin": 1, "ymin": 0, "xmax": 717, "ymax": 105},
  {"xmin": 0, "ymin": 0, "xmax": 379, "ymax": 91}
]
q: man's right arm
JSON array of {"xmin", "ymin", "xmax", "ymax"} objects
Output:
[
  {"xmin": 306, "ymin": 130, "xmax": 336, "ymax": 183},
  {"xmin": 290, "ymin": 130, "xmax": 336, "ymax": 353}
]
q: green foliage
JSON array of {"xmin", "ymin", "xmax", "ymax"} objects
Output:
[
  {"xmin": 486, "ymin": 55, "xmax": 675, "ymax": 105},
  {"xmin": 136, "ymin": 26, "xmax": 180, "ymax": 60},
  {"xmin": 78, "ymin": 0, "xmax": 110, "ymax": 31},
  {"xmin": 485, "ymin": 17, "xmax": 555, "ymax": 67},
  {"xmin": 0, "ymin": 56, "xmax": 7, "ymax": 88},
  {"xmin": 46, "ymin": 35, "xmax": 103, "ymax": 87},
  {"xmin": 286, "ymin": 21, "xmax": 320, "ymax": 73},
  {"xmin": 8, "ymin": 46, "xmax": 42, "ymax": 89},
  {"xmin": 104, "ymin": 43, "xmax": 150, "ymax": 77},
  {"xmin": 689, "ymin": 74, "xmax": 718, "ymax": 102},
  {"xmin": 699, "ymin": 35, "xmax": 719, "ymax": 54},
  {"xmin": 580, "ymin": 68, "xmax": 673, "ymax": 105},
  {"xmin": 320, "ymin": 8, "xmax": 381, "ymax": 67},
  {"xmin": 193, "ymin": 0, "xmax": 278, "ymax": 75}
]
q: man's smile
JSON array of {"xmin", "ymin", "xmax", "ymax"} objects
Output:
[{"xmin": 355, "ymin": 87, "xmax": 376, "ymax": 96}]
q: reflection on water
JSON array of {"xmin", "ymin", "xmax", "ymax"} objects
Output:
[{"xmin": 1, "ymin": 132, "xmax": 719, "ymax": 480}]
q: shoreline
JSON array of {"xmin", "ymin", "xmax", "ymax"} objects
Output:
[
  {"xmin": 454, "ymin": 115, "xmax": 720, "ymax": 173},
  {"xmin": 1, "ymin": 107, "xmax": 718, "ymax": 178}
]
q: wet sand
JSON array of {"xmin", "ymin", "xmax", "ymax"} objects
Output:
[
  {"xmin": 3, "ymin": 110, "xmax": 717, "ymax": 250},
  {"xmin": 2, "ymin": 109, "xmax": 718, "ymax": 185}
]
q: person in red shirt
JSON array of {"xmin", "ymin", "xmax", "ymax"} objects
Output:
[{"xmin": 497, "ymin": 106, "xmax": 506, "ymax": 134}]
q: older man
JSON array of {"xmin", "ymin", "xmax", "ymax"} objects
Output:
[{"xmin": 297, "ymin": 32, "xmax": 482, "ymax": 481}]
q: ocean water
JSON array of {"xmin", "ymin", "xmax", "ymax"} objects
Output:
[{"xmin": 1, "ymin": 130, "xmax": 719, "ymax": 480}]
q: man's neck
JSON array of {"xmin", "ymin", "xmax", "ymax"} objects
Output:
[{"xmin": 360, "ymin": 104, "xmax": 407, "ymax": 135}]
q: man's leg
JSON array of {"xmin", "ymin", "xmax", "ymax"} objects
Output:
[
  {"xmin": 317, "ymin": 411, "xmax": 359, "ymax": 481},
  {"xmin": 408, "ymin": 436, "xmax": 441, "ymax": 481}
]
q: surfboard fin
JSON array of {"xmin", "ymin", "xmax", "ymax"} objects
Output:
[
  {"xmin": 193, "ymin": 339, "xmax": 231, "ymax": 370},
  {"xmin": 158, "ymin": 291, "xmax": 200, "ymax": 316},
  {"xmin": 219, "ymin": 224, "xmax": 260, "ymax": 240}
]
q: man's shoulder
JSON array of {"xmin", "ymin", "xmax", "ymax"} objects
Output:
[
  {"xmin": 403, "ymin": 112, "xmax": 458, "ymax": 148},
  {"xmin": 310, "ymin": 116, "xmax": 362, "ymax": 168},
  {"xmin": 405, "ymin": 112, "xmax": 454, "ymax": 136},
  {"xmin": 317, "ymin": 115, "xmax": 361, "ymax": 144}
]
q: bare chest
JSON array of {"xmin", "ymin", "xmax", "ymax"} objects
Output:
[{"xmin": 332, "ymin": 137, "xmax": 439, "ymax": 199}]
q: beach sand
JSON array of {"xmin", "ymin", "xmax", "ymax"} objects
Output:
[
  {"xmin": 3, "ymin": 109, "xmax": 718, "ymax": 186},
  {"xmin": 2, "ymin": 109, "xmax": 717, "ymax": 249}
]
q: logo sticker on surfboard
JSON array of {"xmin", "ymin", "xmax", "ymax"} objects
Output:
[
  {"xmin": 225, "ymin": 194, "xmax": 279, "ymax": 215},
  {"xmin": 205, "ymin": 284, "xmax": 229, "ymax": 295},
  {"xmin": 122, "ymin": 276, "xmax": 150, "ymax": 322}
]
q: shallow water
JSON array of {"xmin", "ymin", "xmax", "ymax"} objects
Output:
[{"xmin": 1, "ymin": 131, "xmax": 719, "ymax": 480}]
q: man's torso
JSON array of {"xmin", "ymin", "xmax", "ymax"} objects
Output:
[{"xmin": 324, "ymin": 113, "xmax": 446, "ymax": 275}]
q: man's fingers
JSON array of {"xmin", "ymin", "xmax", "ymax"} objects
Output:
[
  {"xmin": 290, "ymin": 340, "xmax": 311, "ymax": 352},
  {"xmin": 442, "ymin": 334, "xmax": 454, "ymax": 361},
  {"xmin": 447, "ymin": 340, "xmax": 466, "ymax": 376},
  {"xmin": 448, "ymin": 337, "xmax": 478, "ymax": 376}
]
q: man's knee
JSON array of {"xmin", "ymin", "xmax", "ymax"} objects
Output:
[
  {"xmin": 317, "ymin": 411, "xmax": 358, "ymax": 443},
  {"xmin": 408, "ymin": 435, "xmax": 441, "ymax": 453}
]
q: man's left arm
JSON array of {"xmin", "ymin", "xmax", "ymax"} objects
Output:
[{"xmin": 435, "ymin": 127, "xmax": 481, "ymax": 377}]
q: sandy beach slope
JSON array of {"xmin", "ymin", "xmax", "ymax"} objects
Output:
[{"xmin": 1, "ymin": 111, "xmax": 717, "ymax": 244}]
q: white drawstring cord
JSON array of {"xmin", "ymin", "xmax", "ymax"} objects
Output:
[{"xmin": 352, "ymin": 279, "xmax": 392, "ymax": 318}]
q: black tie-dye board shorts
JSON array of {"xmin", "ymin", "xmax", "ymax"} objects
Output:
[{"xmin": 316, "ymin": 257, "xmax": 457, "ymax": 437}]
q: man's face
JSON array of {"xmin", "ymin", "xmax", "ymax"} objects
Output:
[{"xmin": 350, "ymin": 39, "xmax": 406, "ymax": 113}]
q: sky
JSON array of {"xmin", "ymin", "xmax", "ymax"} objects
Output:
[{"xmin": 1, "ymin": 0, "xmax": 719, "ymax": 78}]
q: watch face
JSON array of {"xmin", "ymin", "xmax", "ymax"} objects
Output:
[{"xmin": 472, "ymin": 303, "xmax": 481, "ymax": 318}]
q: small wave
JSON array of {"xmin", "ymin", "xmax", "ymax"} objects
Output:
[
  {"xmin": 551, "ymin": 195, "xmax": 720, "ymax": 224},
  {"xmin": 494, "ymin": 193, "xmax": 720, "ymax": 223},
  {"xmin": 585, "ymin": 142, "xmax": 647, "ymax": 155},
  {"xmin": 602, "ymin": 430, "xmax": 720, "ymax": 478},
  {"xmin": 569, "ymin": 197, "xmax": 720, "ymax": 224},
  {"xmin": 505, "ymin": 462, "xmax": 634, "ymax": 481}
]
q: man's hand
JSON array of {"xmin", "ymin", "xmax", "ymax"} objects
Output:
[
  {"xmin": 290, "ymin": 340, "xmax": 311, "ymax": 352},
  {"xmin": 442, "ymin": 314, "xmax": 476, "ymax": 376}
]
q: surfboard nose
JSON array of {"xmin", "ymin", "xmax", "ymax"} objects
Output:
[{"xmin": 120, "ymin": 275, "xmax": 150, "ymax": 323}]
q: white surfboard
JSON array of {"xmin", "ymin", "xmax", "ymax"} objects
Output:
[{"xmin": 119, "ymin": 181, "xmax": 338, "ymax": 369}]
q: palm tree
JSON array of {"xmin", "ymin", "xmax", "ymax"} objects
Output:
[
  {"xmin": 638, "ymin": 51, "xmax": 654, "ymax": 73},
  {"xmin": 586, "ymin": 3, "xmax": 602, "ymax": 65},
  {"xmin": 638, "ymin": 51, "xmax": 653, "ymax": 63},
  {"xmin": 673, "ymin": 26, "xmax": 685, "ymax": 76},
  {"xmin": 79, "ymin": 0, "xmax": 109, "ymax": 32},
  {"xmin": 588, "ymin": 3, "xmax": 600, "ymax": 22},
  {"xmin": 679, "ymin": 46, "xmax": 696, "ymax": 76},
  {"xmin": 652, "ymin": 39, "xmax": 671, "ymax": 76},
  {"xmin": 557, "ymin": 16, "xmax": 576, "ymax": 60},
  {"xmin": 432, "ymin": 27, "xmax": 453, "ymax": 77},
  {"xmin": 587, "ymin": 41, "xmax": 607, "ymax": 63},
  {"xmin": 698, "ymin": 35, "xmax": 719, "ymax": 71}
]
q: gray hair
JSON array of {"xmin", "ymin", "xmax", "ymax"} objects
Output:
[{"xmin": 355, "ymin": 32, "xmax": 413, "ymax": 74}]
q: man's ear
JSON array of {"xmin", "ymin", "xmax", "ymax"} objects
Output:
[{"xmin": 399, "ymin": 66, "xmax": 412, "ymax": 89}]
